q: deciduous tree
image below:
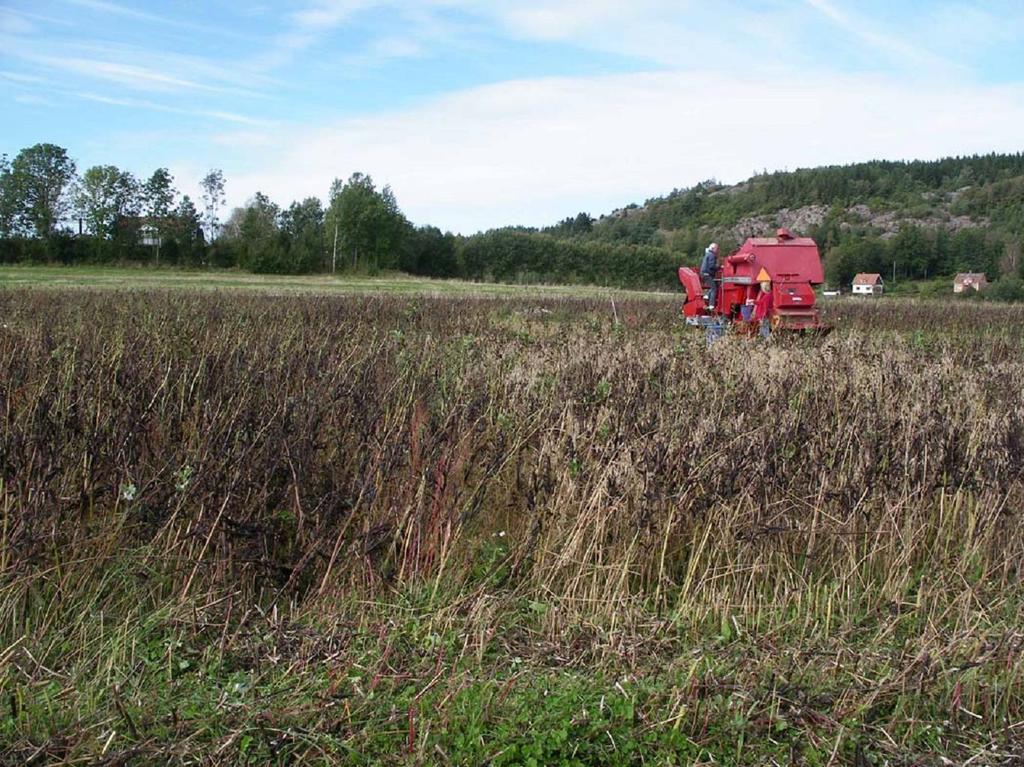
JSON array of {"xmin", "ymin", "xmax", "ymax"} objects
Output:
[
  {"xmin": 144, "ymin": 168, "xmax": 177, "ymax": 220},
  {"xmin": 163, "ymin": 195, "xmax": 204, "ymax": 264},
  {"xmin": 280, "ymin": 197, "xmax": 324, "ymax": 273},
  {"xmin": 75, "ymin": 165, "xmax": 142, "ymax": 239},
  {"xmin": 9, "ymin": 143, "xmax": 77, "ymax": 237},
  {"xmin": 234, "ymin": 192, "xmax": 285, "ymax": 273},
  {"xmin": 325, "ymin": 173, "xmax": 407, "ymax": 272}
]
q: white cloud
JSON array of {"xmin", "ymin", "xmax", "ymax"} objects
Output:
[
  {"xmin": 291, "ymin": 0, "xmax": 377, "ymax": 29},
  {"xmin": 262, "ymin": 0, "xmax": 379, "ymax": 63},
  {"xmin": 269, "ymin": 0, "xmax": 739, "ymax": 72},
  {"xmin": 268, "ymin": 0, "xmax": 997, "ymax": 81},
  {"xmin": 489, "ymin": 0, "xmax": 677, "ymax": 42},
  {"xmin": 217, "ymin": 69, "xmax": 1024, "ymax": 234}
]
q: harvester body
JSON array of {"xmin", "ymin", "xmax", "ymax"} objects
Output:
[{"xmin": 678, "ymin": 229, "xmax": 828, "ymax": 332}]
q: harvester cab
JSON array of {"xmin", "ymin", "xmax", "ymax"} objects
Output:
[{"xmin": 678, "ymin": 229, "xmax": 829, "ymax": 333}]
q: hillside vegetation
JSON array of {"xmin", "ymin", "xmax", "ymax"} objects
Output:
[{"xmin": 535, "ymin": 153, "xmax": 1024, "ymax": 291}]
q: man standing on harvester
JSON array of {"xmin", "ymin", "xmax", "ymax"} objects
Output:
[{"xmin": 700, "ymin": 242, "xmax": 719, "ymax": 311}]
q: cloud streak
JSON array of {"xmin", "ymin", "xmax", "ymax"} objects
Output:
[
  {"xmin": 61, "ymin": 0, "xmax": 187, "ymax": 27},
  {"xmin": 264, "ymin": 0, "xmax": 905, "ymax": 79},
  {"xmin": 803, "ymin": 0, "xmax": 951, "ymax": 69},
  {"xmin": 74, "ymin": 91, "xmax": 272, "ymax": 126},
  {"xmin": 3, "ymin": 38, "xmax": 274, "ymax": 99},
  {"xmin": 255, "ymin": 0, "xmax": 381, "ymax": 69},
  {"xmin": 47, "ymin": 57, "xmax": 214, "ymax": 93},
  {"xmin": 59, "ymin": 0, "xmax": 270, "ymax": 41}
]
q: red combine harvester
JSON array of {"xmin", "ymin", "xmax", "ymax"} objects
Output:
[{"xmin": 678, "ymin": 228, "xmax": 829, "ymax": 334}]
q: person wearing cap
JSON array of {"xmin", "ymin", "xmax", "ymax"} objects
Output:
[
  {"xmin": 699, "ymin": 243, "xmax": 720, "ymax": 311},
  {"xmin": 753, "ymin": 279, "xmax": 773, "ymax": 338}
]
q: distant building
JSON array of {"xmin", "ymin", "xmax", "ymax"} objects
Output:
[
  {"xmin": 953, "ymin": 273, "xmax": 988, "ymax": 293},
  {"xmin": 140, "ymin": 223, "xmax": 161, "ymax": 248},
  {"xmin": 852, "ymin": 273, "xmax": 884, "ymax": 295},
  {"xmin": 822, "ymin": 288, "xmax": 841, "ymax": 297}
]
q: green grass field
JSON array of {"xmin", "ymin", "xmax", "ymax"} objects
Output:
[{"xmin": 0, "ymin": 264, "xmax": 676, "ymax": 300}]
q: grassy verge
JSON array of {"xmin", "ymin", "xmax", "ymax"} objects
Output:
[
  {"xmin": 0, "ymin": 264, "xmax": 676, "ymax": 300},
  {"xmin": 5, "ymin": 564, "xmax": 1021, "ymax": 765}
]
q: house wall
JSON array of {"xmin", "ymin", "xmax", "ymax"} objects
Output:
[
  {"xmin": 852, "ymin": 283, "xmax": 883, "ymax": 295},
  {"xmin": 954, "ymin": 281, "xmax": 985, "ymax": 293}
]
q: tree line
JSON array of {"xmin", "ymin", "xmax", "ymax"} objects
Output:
[
  {"xmin": 821, "ymin": 227, "xmax": 1011, "ymax": 287},
  {"xmin": 0, "ymin": 144, "xmax": 225, "ymax": 265},
  {"xmin": 0, "ymin": 142, "xmax": 676, "ymax": 286},
  {"xmin": 0, "ymin": 144, "xmax": 469, "ymax": 277},
  {"xmin": 2, "ymin": 142, "xmax": 1024, "ymax": 293}
]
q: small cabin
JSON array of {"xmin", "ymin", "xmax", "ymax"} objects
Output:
[
  {"xmin": 953, "ymin": 273, "xmax": 988, "ymax": 293},
  {"xmin": 852, "ymin": 273, "xmax": 884, "ymax": 296}
]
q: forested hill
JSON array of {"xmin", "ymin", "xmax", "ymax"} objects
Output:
[
  {"xmin": 535, "ymin": 152, "xmax": 1024, "ymax": 290},
  {"xmin": 583, "ymin": 153, "xmax": 1024, "ymax": 242}
]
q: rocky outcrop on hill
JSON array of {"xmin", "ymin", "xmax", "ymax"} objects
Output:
[
  {"xmin": 729, "ymin": 198, "xmax": 987, "ymax": 241},
  {"xmin": 731, "ymin": 206, "xmax": 830, "ymax": 240}
]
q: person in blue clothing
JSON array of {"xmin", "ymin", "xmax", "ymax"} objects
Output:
[{"xmin": 700, "ymin": 243, "xmax": 720, "ymax": 311}]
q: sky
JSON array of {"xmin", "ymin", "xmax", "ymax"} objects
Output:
[{"xmin": 2, "ymin": 1, "xmax": 1024, "ymax": 234}]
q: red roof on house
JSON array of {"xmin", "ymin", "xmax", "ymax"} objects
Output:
[
  {"xmin": 954, "ymin": 272, "xmax": 988, "ymax": 285},
  {"xmin": 852, "ymin": 273, "xmax": 883, "ymax": 285}
]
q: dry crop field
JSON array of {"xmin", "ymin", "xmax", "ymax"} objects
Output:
[{"xmin": 1, "ymin": 289, "xmax": 1022, "ymax": 765}]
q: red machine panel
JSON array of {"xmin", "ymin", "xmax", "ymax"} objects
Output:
[{"xmin": 724, "ymin": 229, "xmax": 824, "ymax": 285}]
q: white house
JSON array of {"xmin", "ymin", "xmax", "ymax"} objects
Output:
[
  {"xmin": 139, "ymin": 224, "xmax": 161, "ymax": 248},
  {"xmin": 852, "ymin": 273, "xmax": 884, "ymax": 296},
  {"xmin": 953, "ymin": 273, "xmax": 988, "ymax": 293}
]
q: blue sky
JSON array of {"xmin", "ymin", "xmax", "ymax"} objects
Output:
[{"xmin": 2, "ymin": 0, "xmax": 1024, "ymax": 233}]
